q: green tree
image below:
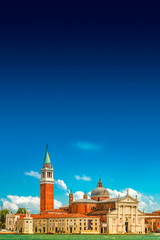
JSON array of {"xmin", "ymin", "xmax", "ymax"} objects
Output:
[
  {"xmin": 16, "ymin": 208, "xmax": 27, "ymax": 214},
  {"xmin": 0, "ymin": 209, "xmax": 9, "ymax": 224}
]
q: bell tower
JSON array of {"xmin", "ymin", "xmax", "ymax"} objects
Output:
[
  {"xmin": 83, "ymin": 189, "xmax": 88, "ymax": 199},
  {"xmin": 69, "ymin": 189, "xmax": 74, "ymax": 204},
  {"xmin": 40, "ymin": 145, "xmax": 54, "ymax": 213}
]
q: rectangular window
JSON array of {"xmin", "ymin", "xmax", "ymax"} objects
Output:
[
  {"xmin": 87, "ymin": 220, "xmax": 92, "ymax": 230},
  {"xmin": 47, "ymin": 172, "xmax": 52, "ymax": 178}
]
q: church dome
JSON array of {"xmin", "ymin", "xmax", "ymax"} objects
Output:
[{"xmin": 91, "ymin": 178, "xmax": 109, "ymax": 198}]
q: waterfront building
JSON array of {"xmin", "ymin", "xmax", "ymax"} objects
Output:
[
  {"xmin": 5, "ymin": 212, "xmax": 24, "ymax": 231},
  {"xmin": 145, "ymin": 210, "xmax": 160, "ymax": 233},
  {"xmin": 15, "ymin": 212, "xmax": 100, "ymax": 234},
  {"xmin": 6, "ymin": 145, "xmax": 146, "ymax": 234}
]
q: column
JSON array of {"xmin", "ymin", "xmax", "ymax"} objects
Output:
[
  {"xmin": 122, "ymin": 205, "xmax": 125, "ymax": 233},
  {"xmin": 130, "ymin": 206, "xmax": 133, "ymax": 233},
  {"xmin": 135, "ymin": 206, "xmax": 138, "ymax": 233},
  {"xmin": 117, "ymin": 204, "xmax": 120, "ymax": 233}
]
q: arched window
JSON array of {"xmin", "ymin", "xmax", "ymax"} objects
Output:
[{"xmin": 91, "ymin": 207, "xmax": 96, "ymax": 211}]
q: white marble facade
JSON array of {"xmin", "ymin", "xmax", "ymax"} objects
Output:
[{"xmin": 106, "ymin": 194, "xmax": 145, "ymax": 234}]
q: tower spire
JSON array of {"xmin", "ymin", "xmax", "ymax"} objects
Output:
[
  {"xmin": 43, "ymin": 144, "xmax": 51, "ymax": 166},
  {"xmin": 83, "ymin": 189, "xmax": 88, "ymax": 199}
]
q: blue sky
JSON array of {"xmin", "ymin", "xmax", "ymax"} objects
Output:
[{"xmin": 0, "ymin": 2, "xmax": 160, "ymax": 213}]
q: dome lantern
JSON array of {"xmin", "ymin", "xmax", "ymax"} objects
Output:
[{"xmin": 91, "ymin": 178, "xmax": 109, "ymax": 201}]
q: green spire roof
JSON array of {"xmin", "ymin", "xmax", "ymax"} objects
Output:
[{"xmin": 43, "ymin": 144, "xmax": 51, "ymax": 164}]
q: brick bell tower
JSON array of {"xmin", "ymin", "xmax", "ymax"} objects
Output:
[{"xmin": 40, "ymin": 145, "xmax": 54, "ymax": 213}]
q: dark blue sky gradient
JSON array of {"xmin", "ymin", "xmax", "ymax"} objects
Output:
[{"xmin": 0, "ymin": 2, "xmax": 160, "ymax": 205}]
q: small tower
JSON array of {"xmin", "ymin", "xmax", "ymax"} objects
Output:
[
  {"xmin": 97, "ymin": 177, "xmax": 103, "ymax": 187},
  {"xmin": 83, "ymin": 189, "xmax": 88, "ymax": 199},
  {"xmin": 40, "ymin": 145, "xmax": 54, "ymax": 213},
  {"xmin": 69, "ymin": 189, "xmax": 74, "ymax": 204},
  {"xmin": 23, "ymin": 211, "xmax": 33, "ymax": 234}
]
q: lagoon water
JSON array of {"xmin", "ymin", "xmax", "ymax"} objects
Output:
[{"xmin": 0, "ymin": 235, "xmax": 160, "ymax": 240}]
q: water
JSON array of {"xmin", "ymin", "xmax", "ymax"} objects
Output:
[{"xmin": 0, "ymin": 235, "xmax": 160, "ymax": 240}]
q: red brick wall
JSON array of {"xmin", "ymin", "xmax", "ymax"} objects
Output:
[
  {"xmin": 71, "ymin": 203, "xmax": 97, "ymax": 214},
  {"xmin": 97, "ymin": 202, "xmax": 115, "ymax": 210},
  {"xmin": 40, "ymin": 183, "xmax": 54, "ymax": 212},
  {"xmin": 145, "ymin": 218, "xmax": 160, "ymax": 232},
  {"xmin": 91, "ymin": 197, "xmax": 109, "ymax": 201}
]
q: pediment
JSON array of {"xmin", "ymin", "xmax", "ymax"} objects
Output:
[{"xmin": 118, "ymin": 195, "xmax": 139, "ymax": 204}]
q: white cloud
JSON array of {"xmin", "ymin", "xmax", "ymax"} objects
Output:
[
  {"xmin": 88, "ymin": 191, "xmax": 91, "ymax": 196},
  {"xmin": 75, "ymin": 175, "xmax": 91, "ymax": 181},
  {"xmin": 54, "ymin": 199, "xmax": 62, "ymax": 208},
  {"xmin": 74, "ymin": 191, "xmax": 84, "ymax": 201},
  {"xmin": 1, "ymin": 195, "xmax": 62, "ymax": 213},
  {"xmin": 107, "ymin": 188, "xmax": 160, "ymax": 213},
  {"xmin": 74, "ymin": 141, "xmax": 101, "ymax": 151},
  {"xmin": 1, "ymin": 195, "xmax": 40, "ymax": 213},
  {"xmin": 55, "ymin": 179, "xmax": 67, "ymax": 191},
  {"xmin": 24, "ymin": 171, "xmax": 41, "ymax": 179}
]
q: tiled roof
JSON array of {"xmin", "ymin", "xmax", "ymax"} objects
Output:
[
  {"xmin": 152, "ymin": 210, "xmax": 160, "ymax": 213},
  {"xmin": 15, "ymin": 214, "xmax": 26, "ymax": 216},
  {"xmin": 145, "ymin": 212, "xmax": 160, "ymax": 217},
  {"xmin": 18, "ymin": 212, "xmax": 99, "ymax": 220},
  {"xmin": 59, "ymin": 204, "xmax": 69, "ymax": 208},
  {"xmin": 73, "ymin": 199, "xmax": 97, "ymax": 204},
  {"xmin": 87, "ymin": 210, "xmax": 109, "ymax": 215},
  {"xmin": 41, "ymin": 209, "xmax": 65, "ymax": 213},
  {"xmin": 99, "ymin": 198, "xmax": 119, "ymax": 203}
]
